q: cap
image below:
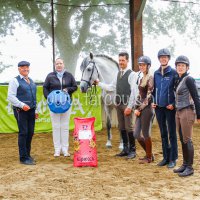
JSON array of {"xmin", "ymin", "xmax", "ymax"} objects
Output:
[{"xmin": 18, "ymin": 61, "xmax": 30, "ymax": 67}]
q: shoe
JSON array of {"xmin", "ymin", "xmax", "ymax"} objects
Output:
[
  {"xmin": 63, "ymin": 152, "xmax": 70, "ymax": 157},
  {"xmin": 115, "ymin": 150, "xmax": 129, "ymax": 157},
  {"xmin": 157, "ymin": 159, "xmax": 169, "ymax": 166},
  {"xmin": 139, "ymin": 154, "xmax": 155, "ymax": 162},
  {"xmin": 20, "ymin": 159, "xmax": 36, "ymax": 165},
  {"xmin": 127, "ymin": 151, "xmax": 136, "ymax": 159},
  {"xmin": 28, "ymin": 156, "xmax": 36, "ymax": 164},
  {"xmin": 173, "ymin": 165, "xmax": 186, "ymax": 173},
  {"xmin": 54, "ymin": 152, "xmax": 60, "ymax": 157},
  {"xmin": 139, "ymin": 157, "xmax": 152, "ymax": 164},
  {"xmin": 167, "ymin": 161, "xmax": 176, "ymax": 168},
  {"xmin": 178, "ymin": 166, "xmax": 194, "ymax": 177}
]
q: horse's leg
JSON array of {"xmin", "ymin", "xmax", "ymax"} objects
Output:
[{"xmin": 104, "ymin": 105, "xmax": 112, "ymax": 148}]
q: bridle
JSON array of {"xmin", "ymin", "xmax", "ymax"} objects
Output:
[
  {"xmin": 81, "ymin": 60, "xmax": 100, "ymax": 100},
  {"xmin": 81, "ymin": 60, "xmax": 100, "ymax": 88}
]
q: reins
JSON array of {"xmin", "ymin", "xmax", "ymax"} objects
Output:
[{"xmin": 81, "ymin": 60, "xmax": 100, "ymax": 102}]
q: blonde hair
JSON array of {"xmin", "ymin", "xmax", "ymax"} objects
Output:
[{"xmin": 140, "ymin": 67, "xmax": 153, "ymax": 87}]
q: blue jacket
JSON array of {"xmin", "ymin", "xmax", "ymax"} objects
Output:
[
  {"xmin": 15, "ymin": 75, "xmax": 37, "ymax": 109},
  {"xmin": 153, "ymin": 66, "xmax": 177, "ymax": 107}
]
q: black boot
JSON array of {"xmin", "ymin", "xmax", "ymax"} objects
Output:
[
  {"xmin": 178, "ymin": 140, "xmax": 194, "ymax": 177},
  {"xmin": 116, "ymin": 130, "xmax": 129, "ymax": 157},
  {"xmin": 174, "ymin": 142, "xmax": 187, "ymax": 173},
  {"xmin": 127, "ymin": 132, "xmax": 136, "ymax": 159}
]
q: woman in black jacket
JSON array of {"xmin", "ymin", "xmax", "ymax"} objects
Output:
[
  {"xmin": 43, "ymin": 58, "xmax": 77, "ymax": 157},
  {"xmin": 174, "ymin": 55, "xmax": 200, "ymax": 177}
]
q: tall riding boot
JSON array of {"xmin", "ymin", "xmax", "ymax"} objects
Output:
[
  {"xmin": 174, "ymin": 142, "xmax": 187, "ymax": 173},
  {"xmin": 138, "ymin": 138, "xmax": 146, "ymax": 152},
  {"xmin": 138, "ymin": 138, "xmax": 155, "ymax": 161},
  {"xmin": 116, "ymin": 130, "xmax": 129, "ymax": 157},
  {"xmin": 178, "ymin": 140, "xmax": 194, "ymax": 177},
  {"xmin": 127, "ymin": 132, "xmax": 136, "ymax": 159},
  {"xmin": 139, "ymin": 137, "xmax": 152, "ymax": 164}
]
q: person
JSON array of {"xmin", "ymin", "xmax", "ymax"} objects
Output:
[
  {"xmin": 152, "ymin": 48, "xmax": 178, "ymax": 168},
  {"xmin": 95, "ymin": 51, "xmax": 138, "ymax": 159},
  {"xmin": 134, "ymin": 56, "xmax": 154, "ymax": 164},
  {"xmin": 43, "ymin": 58, "xmax": 77, "ymax": 157},
  {"xmin": 173, "ymin": 55, "xmax": 200, "ymax": 177},
  {"xmin": 7, "ymin": 61, "xmax": 38, "ymax": 165}
]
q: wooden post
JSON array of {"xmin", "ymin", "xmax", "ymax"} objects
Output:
[{"xmin": 130, "ymin": 0, "xmax": 144, "ymax": 72}]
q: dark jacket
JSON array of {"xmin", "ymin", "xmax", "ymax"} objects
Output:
[
  {"xmin": 15, "ymin": 75, "xmax": 37, "ymax": 109},
  {"xmin": 175, "ymin": 73, "xmax": 200, "ymax": 119},
  {"xmin": 153, "ymin": 66, "xmax": 177, "ymax": 107},
  {"xmin": 43, "ymin": 71, "xmax": 77, "ymax": 99}
]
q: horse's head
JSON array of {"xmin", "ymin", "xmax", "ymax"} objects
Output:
[{"xmin": 80, "ymin": 53, "xmax": 99, "ymax": 93}]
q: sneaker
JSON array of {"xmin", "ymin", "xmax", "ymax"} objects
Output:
[
  {"xmin": 63, "ymin": 152, "xmax": 70, "ymax": 157},
  {"xmin": 54, "ymin": 152, "xmax": 60, "ymax": 157}
]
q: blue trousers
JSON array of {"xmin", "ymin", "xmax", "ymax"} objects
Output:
[
  {"xmin": 14, "ymin": 108, "xmax": 35, "ymax": 161},
  {"xmin": 155, "ymin": 107, "xmax": 178, "ymax": 161}
]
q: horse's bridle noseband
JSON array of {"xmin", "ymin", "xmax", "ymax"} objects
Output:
[{"xmin": 81, "ymin": 61, "xmax": 100, "ymax": 88}]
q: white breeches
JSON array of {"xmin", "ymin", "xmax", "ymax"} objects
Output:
[{"xmin": 50, "ymin": 108, "xmax": 71, "ymax": 154}]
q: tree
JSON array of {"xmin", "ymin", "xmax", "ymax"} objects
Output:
[
  {"xmin": 0, "ymin": 0, "xmax": 130, "ymax": 74},
  {"xmin": 143, "ymin": 0, "xmax": 200, "ymax": 48}
]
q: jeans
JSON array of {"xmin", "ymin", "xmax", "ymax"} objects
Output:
[{"xmin": 155, "ymin": 107, "xmax": 178, "ymax": 161}]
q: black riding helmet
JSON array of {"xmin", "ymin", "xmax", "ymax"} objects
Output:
[
  {"xmin": 175, "ymin": 55, "xmax": 190, "ymax": 66},
  {"xmin": 138, "ymin": 56, "xmax": 151, "ymax": 66},
  {"xmin": 157, "ymin": 48, "xmax": 171, "ymax": 59}
]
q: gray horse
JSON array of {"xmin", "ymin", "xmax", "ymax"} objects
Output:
[{"xmin": 80, "ymin": 53, "xmax": 122, "ymax": 148}]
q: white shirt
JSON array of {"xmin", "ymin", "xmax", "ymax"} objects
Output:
[
  {"xmin": 7, "ymin": 75, "xmax": 38, "ymax": 113},
  {"xmin": 98, "ymin": 67, "xmax": 141, "ymax": 109},
  {"xmin": 7, "ymin": 75, "xmax": 28, "ymax": 108}
]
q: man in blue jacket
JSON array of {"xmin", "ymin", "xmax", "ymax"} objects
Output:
[{"xmin": 152, "ymin": 49, "xmax": 178, "ymax": 168}]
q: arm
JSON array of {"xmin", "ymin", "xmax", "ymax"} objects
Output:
[
  {"xmin": 66, "ymin": 75, "xmax": 78, "ymax": 95},
  {"xmin": 7, "ymin": 78, "xmax": 25, "ymax": 108},
  {"xmin": 97, "ymin": 76, "xmax": 117, "ymax": 92},
  {"xmin": 186, "ymin": 77, "xmax": 200, "ymax": 119},
  {"xmin": 127, "ymin": 72, "xmax": 138, "ymax": 109},
  {"xmin": 43, "ymin": 75, "xmax": 50, "ymax": 99}
]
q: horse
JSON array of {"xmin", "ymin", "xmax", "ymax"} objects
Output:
[{"xmin": 79, "ymin": 53, "xmax": 122, "ymax": 148}]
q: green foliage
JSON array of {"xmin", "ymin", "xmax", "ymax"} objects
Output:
[{"xmin": 143, "ymin": 0, "xmax": 200, "ymax": 44}]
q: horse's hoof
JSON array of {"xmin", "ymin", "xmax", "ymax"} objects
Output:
[
  {"xmin": 118, "ymin": 143, "xmax": 123, "ymax": 150},
  {"xmin": 106, "ymin": 141, "xmax": 112, "ymax": 148}
]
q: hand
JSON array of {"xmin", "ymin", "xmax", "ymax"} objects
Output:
[
  {"xmin": 124, "ymin": 108, "xmax": 132, "ymax": 116},
  {"xmin": 93, "ymin": 79, "xmax": 99, "ymax": 85},
  {"xmin": 166, "ymin": 104, "xmax": 174, "ymax": 110},
  {"xmin": 22, "ymin": 105, "xmax": 30, "ymax": 111},
  {"xmin": 35, "ymin": 113, "xmax": 39, "ymax": 119},
  {"xmin": 151, "ymin": 103, "xmax": 157, "ymax": 108},
  {"xmin": 63, "ymin": 88, "xmax": 68, "ymax": 93},
  {"xmin": 134, "ymin": 110, "xmax": 141, "ymax": 117},
  {"xmin": 197, "ymin": 119, "xmax": 200, "ymax": 124}
]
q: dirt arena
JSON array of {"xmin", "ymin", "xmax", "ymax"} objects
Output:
[{"xmin": 0, "ymin": 125, "xmax": 200, "ymax": 200}]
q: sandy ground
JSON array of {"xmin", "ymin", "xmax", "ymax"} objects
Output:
[{"xmin": 0, "ymin": 125, "xmax": 200, "ymax": 200}]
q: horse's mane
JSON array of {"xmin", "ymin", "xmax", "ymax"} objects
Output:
[
  {"xmin": 94, "ymin": 54, "xmax": 119, "ymax": 68},
  {"xmin": 80, "ymin": 54, "xmax": 119, "ymax": 71}
]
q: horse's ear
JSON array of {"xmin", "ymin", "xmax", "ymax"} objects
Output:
[{"xmin": 90, "ymin": 52, "xmax": 93, "ymax": 60}]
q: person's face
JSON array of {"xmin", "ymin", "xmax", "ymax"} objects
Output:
[
  {"xmin": 119, "ymin": 56, "xmax": 128, "ymax": 70},
  {"xmin": 159, "ymin": 55, "xmax": 170, "ymax": 66},
  {"xmin": 139, "ymin": 63, "xmax": 148, "ymax": 74},
  {"xmin": 18, "ymin": 66, "xmax": 30, "ymax": 77},
  {"xmin": 176, "ymin": 63, "xmax": 189, "ymax": 76},
  {"xmin": 55, "ymin": 59, "xmax": 64, "ymax": 72}
]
